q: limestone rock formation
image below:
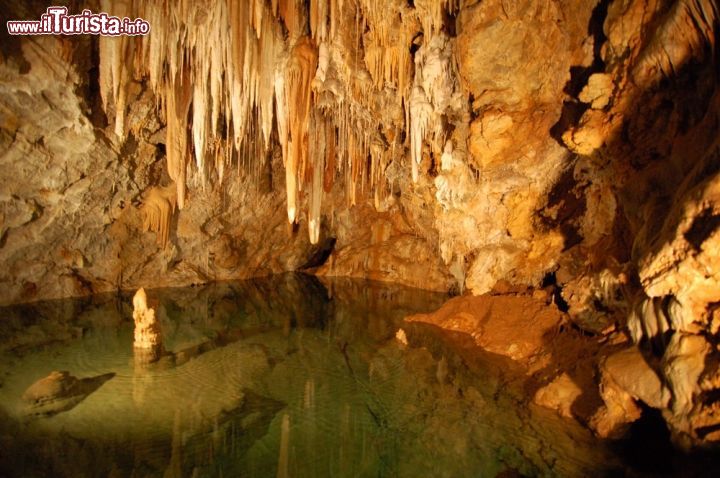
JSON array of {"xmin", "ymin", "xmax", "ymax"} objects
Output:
[
  {"xmin": 406, "ymin": 294, "xmax": 564, "ymax": 363},
  {"xmin": 0, "ymin": 0, "xmax": 719, "ymax": 448},
  {"xmin": 534, "ymin": 373, "xmax": 584, "ymax": 419},
  {"xmin": 22, "ymin": 370, "xmax": 114, "ymax": 417},
  {"xmin": 590, "ymin": 346, "xmax": 670, "ymax": 438},
  {"xmin": 132, "ymin": 287, "xmax": 162, "ymax": 350}
]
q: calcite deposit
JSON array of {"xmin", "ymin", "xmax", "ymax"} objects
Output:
[
  {"xmin": 1, "ymin": 0, "xmax": 719, "ymax": 449},
  {"xmin": 132, "ymin": 287, "xmax": 162, "ymax": 350}
]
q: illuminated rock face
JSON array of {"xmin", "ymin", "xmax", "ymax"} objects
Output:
[
  {"xmin": 132, "ymin": 288, "xmax": 162, "ymax": 350},
  {"xmin": 0, "ymin": 0, "xmax": 719, "ymax": 445}
]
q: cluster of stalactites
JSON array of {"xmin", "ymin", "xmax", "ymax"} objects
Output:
[{"xmin": 99, "ymin": 0, "xmax": 458, "ymax": 245}]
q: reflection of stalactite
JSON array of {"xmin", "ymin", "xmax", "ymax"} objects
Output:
[{"xmin": 277, "ymin": 412, "xmax": 291, "ymax": 478}]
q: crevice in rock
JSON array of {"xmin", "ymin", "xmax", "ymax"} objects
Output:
[
  {"xmin": 550, "ymin": 0, "xmax": 611, "ymax": 145},
  {"xmin": 300, "ymin": 236, "xmax": 337, "ymax": 270},
  {"xmin": 537, "ymin": 164, "xmax": 587, "ymax": 252},
  {"xmin": 613, "ymin": 405, "xmax": 674, "ymax": 474},
  {"xmin": 684, "ymin": 208, "xmax": 720, "ymax": 251},
  {"xmin": 541, "ymin": 271, "xmax": 570, "ymax": 313}
]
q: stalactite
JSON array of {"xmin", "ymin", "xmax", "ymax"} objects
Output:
[
  {"xmin": 97, "ymin": 0, "xmax": 437, "ymax": 228},
  {"xmin": 98, "ymin": 0, "xmax": 134, "ymax": 139},
  {"xmin": 358, "ymin": 0, "xmax": 411, "ymax": 93},
  {"xmin": 323, "ymin": 119, "xmax": 336, "ymax": 192},
  {"xmin": 308, "ymin": 112, "xmax": 327, "ymax": 244},
  {"xmin": 284, "ymin": 36, "xmax": 318, "ymax": 223},
  {"xmin": 166, "ymin": 67, "xmax": 193, "ymax": 209},
  {"xmin": 310, "ymin": 0, "xmax": 329, "ymax": 43},
  {"xmin": 409, "ymin": 86, "xmax": 432, "ymax": 182},
  {"xmin": 140, "ymin": 185, "xmax": 178, "ymax": 248},
  {"xmin": 279, "ymin": 0, "xmax": 304, "ymax": 40}
]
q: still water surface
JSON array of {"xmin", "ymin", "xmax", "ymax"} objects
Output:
[{"xmin": 0, "ymin": 274, "xmax": 690, "ymax": 477}]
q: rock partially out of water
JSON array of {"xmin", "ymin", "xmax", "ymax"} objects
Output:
[
  {"xmin": 405, "ymin": 294, "xmax": 564, "ymax": 363},
  {"xmin": 22, "ymin": 370, "xmax": 114, "ymax": 417},
  {"xmin": 23, "ymin": 371, "xmax": 80, "ymax": 403}
]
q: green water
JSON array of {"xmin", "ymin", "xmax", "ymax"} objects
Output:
[{"xmin": 0, "ymin": 274, "xmax": 658, "ymax": 477}]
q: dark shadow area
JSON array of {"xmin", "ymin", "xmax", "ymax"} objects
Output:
[
  {"xmin": 607, "ymin": 404, "xmax": 720, "ymax": 477},
  {"xmin": 549, "ymin": 0, "xmax": 611, "ymax": 144},
  {"xmin": 299, "ymin": 236, "xmax": 337, "ymax": 269},
  {"xmin": 537, "ymin": 164, "xmax": 587, "ymax": 251}
]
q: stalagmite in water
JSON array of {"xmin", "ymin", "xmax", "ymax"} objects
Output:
[{"xmin": 132, "ymin": 288, "xmax": 162, "ymax": 351}]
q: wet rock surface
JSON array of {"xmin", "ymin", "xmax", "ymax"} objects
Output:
[
  {"xmin": 0, "ymin": 0, "xmax": 719, "ymax": 451},
  {"xmin": 22, "ymin": 370, "xmax": 114, "ymax": 417}
]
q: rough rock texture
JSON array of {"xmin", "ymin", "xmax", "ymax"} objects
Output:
[
  {"xmin": 22, "ymin": 370, "xmax": 113, "ymax": 416},
  {"xmin": 1, "ymin": 0, "xmax": 720, "ymax": 446},
  {"xmin": 590, "ymin": 346, "xmax": 670, "ymax": 438},
  {"xmin": 132, "ymin": 287, "xmax": 161, "ymax": 350},
  {"xmin": 406, "ymin": 293, "xmax": 564, "ymax": 364},
  {"xmin": 534, "ymin": 373, "xmax": 584, "ymax": 419}
]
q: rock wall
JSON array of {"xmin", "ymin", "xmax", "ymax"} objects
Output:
[{"xmin": 1, "ymin": 0, "xmax": 720, "ymax": 445}]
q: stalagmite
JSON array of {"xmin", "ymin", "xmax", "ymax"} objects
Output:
[{"xmin": 132, "ymin": 288, "xmax": 162, "ymax": 350}]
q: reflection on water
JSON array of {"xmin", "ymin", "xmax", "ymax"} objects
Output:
[{"xmin": 0, "ymin": 274, "xmax": 627, "ymax": 476}]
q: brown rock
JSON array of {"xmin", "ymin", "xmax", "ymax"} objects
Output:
[
  {"xmin": 590, "ymin": 346, "xmax": 670, "ymax": 438},
  {"xmin": 22, "ymin": 371, "xmax": 79, "ymax": 404},
  {"xmin": 406, "ymin": 294, "xmax": 564, "ymax": 362},
  {"xmin": 534, "ymin": 373, "xmax": 583, "ymax": 418}
]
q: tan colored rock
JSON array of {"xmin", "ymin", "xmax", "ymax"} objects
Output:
[
  {"xmin": 406, "ymin": 294, "xmax": 564, "ymax": 362},
  {"xmin": 534, "ymin": 373, "xmax": 583, "ymax": 418},
  {"xmin": 315, "ymin": 205, "xmax": 455, "ymax": 292},
  {"xmin": 579, "ymin": 74, "xmax": 614, "ymax": 110},
  {"xmin": 591, "ymin": 346, "xmax": 670, "ymax": 438},
  {"xmin": 468, "ymin": 112, "xmax": 514, "ymax": 169},
  {"xmin": 22, "ymin": 371, "xmax": 80, "ymax": 404},
  {"xmin": 21, "ymin": 370, "xmax": 113, "ymax": 417},
  {"xmin": 604, "ymin": 347, "xmax": 670, "ymax": 410},
  {"xmin": 132, "ymin": 288, "xmax": 162, "ymax": 350}
]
